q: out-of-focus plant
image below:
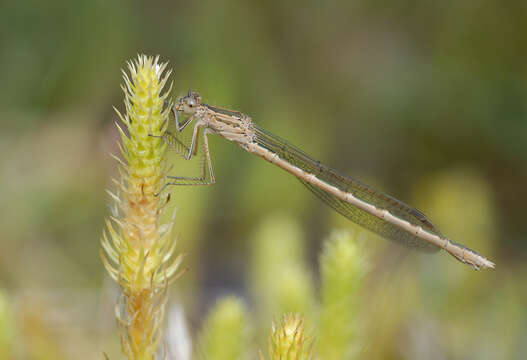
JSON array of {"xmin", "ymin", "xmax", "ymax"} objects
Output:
[
  {"xmin": 248, "ymin": 214, "xmax": 368, "ymax": 359},
  {"xmin": 0, "ymin": 290, "xmax": 13, "ymax": 360},
  {"xmin": 101, "ymin": 55, "xmax": 183, "ymax": 359},
  {"xmin": 318, "ymin": 231, "xmax": 367, "ymax": 360},
  {"xmin": 197, "ymin": 296, "xmax": 249, "ymax": 360},
  {"xmin": 249, "ymin": 214, "xmax": 315, "ymax": 324}
]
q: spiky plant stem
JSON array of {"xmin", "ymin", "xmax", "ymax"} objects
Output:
[
  {"xmin": 101, "ymin": 55, "xmax": 182, "ymax": 359},
  {"xmin": 266, "ymin": 314, "xmax": 312, "ymax": 360}
]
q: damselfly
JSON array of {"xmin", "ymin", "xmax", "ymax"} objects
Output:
[{"xmin": 159, "ymin": 91, "xmax": 494, "ymax": 270}]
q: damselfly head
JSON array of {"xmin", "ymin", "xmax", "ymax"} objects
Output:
[{"xmin": 176, "ymin": 90, "xmax": 202, "ymax": 115}]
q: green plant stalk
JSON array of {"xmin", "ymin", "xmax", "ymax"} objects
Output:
[
  {"xmin": 197, "ymin": 296, "xmax": 248, "ymax": 360},
  {"xmin": 101, "ymin": 55, "xmax": 182, "ymax": 359}
]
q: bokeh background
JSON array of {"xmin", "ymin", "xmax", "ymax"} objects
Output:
[{"xmin": 1, "ymin": 0, "xmax": 526, "ymax": 359}]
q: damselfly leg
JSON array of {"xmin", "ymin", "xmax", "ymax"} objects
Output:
[
  {"xmin": 158, "ymin": 105, "xmax": 216, "ymax": 186},
  {"xmin": 165, "ymin": 126, "xmax": 216, "ymax": 186}
]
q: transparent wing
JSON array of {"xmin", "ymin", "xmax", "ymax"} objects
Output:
[{"xmin": 254, "ymin": 125, "xmax": 441, "ymax": 252}]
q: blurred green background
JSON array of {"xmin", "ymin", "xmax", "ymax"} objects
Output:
[{"xmin": 1, "ymin": 0, "xmax": 526, "ymax": 359}]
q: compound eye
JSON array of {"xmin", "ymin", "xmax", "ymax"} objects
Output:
[{"xmin": 188, "ymin": 99, "xmax": 196, "ymax": 107}]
